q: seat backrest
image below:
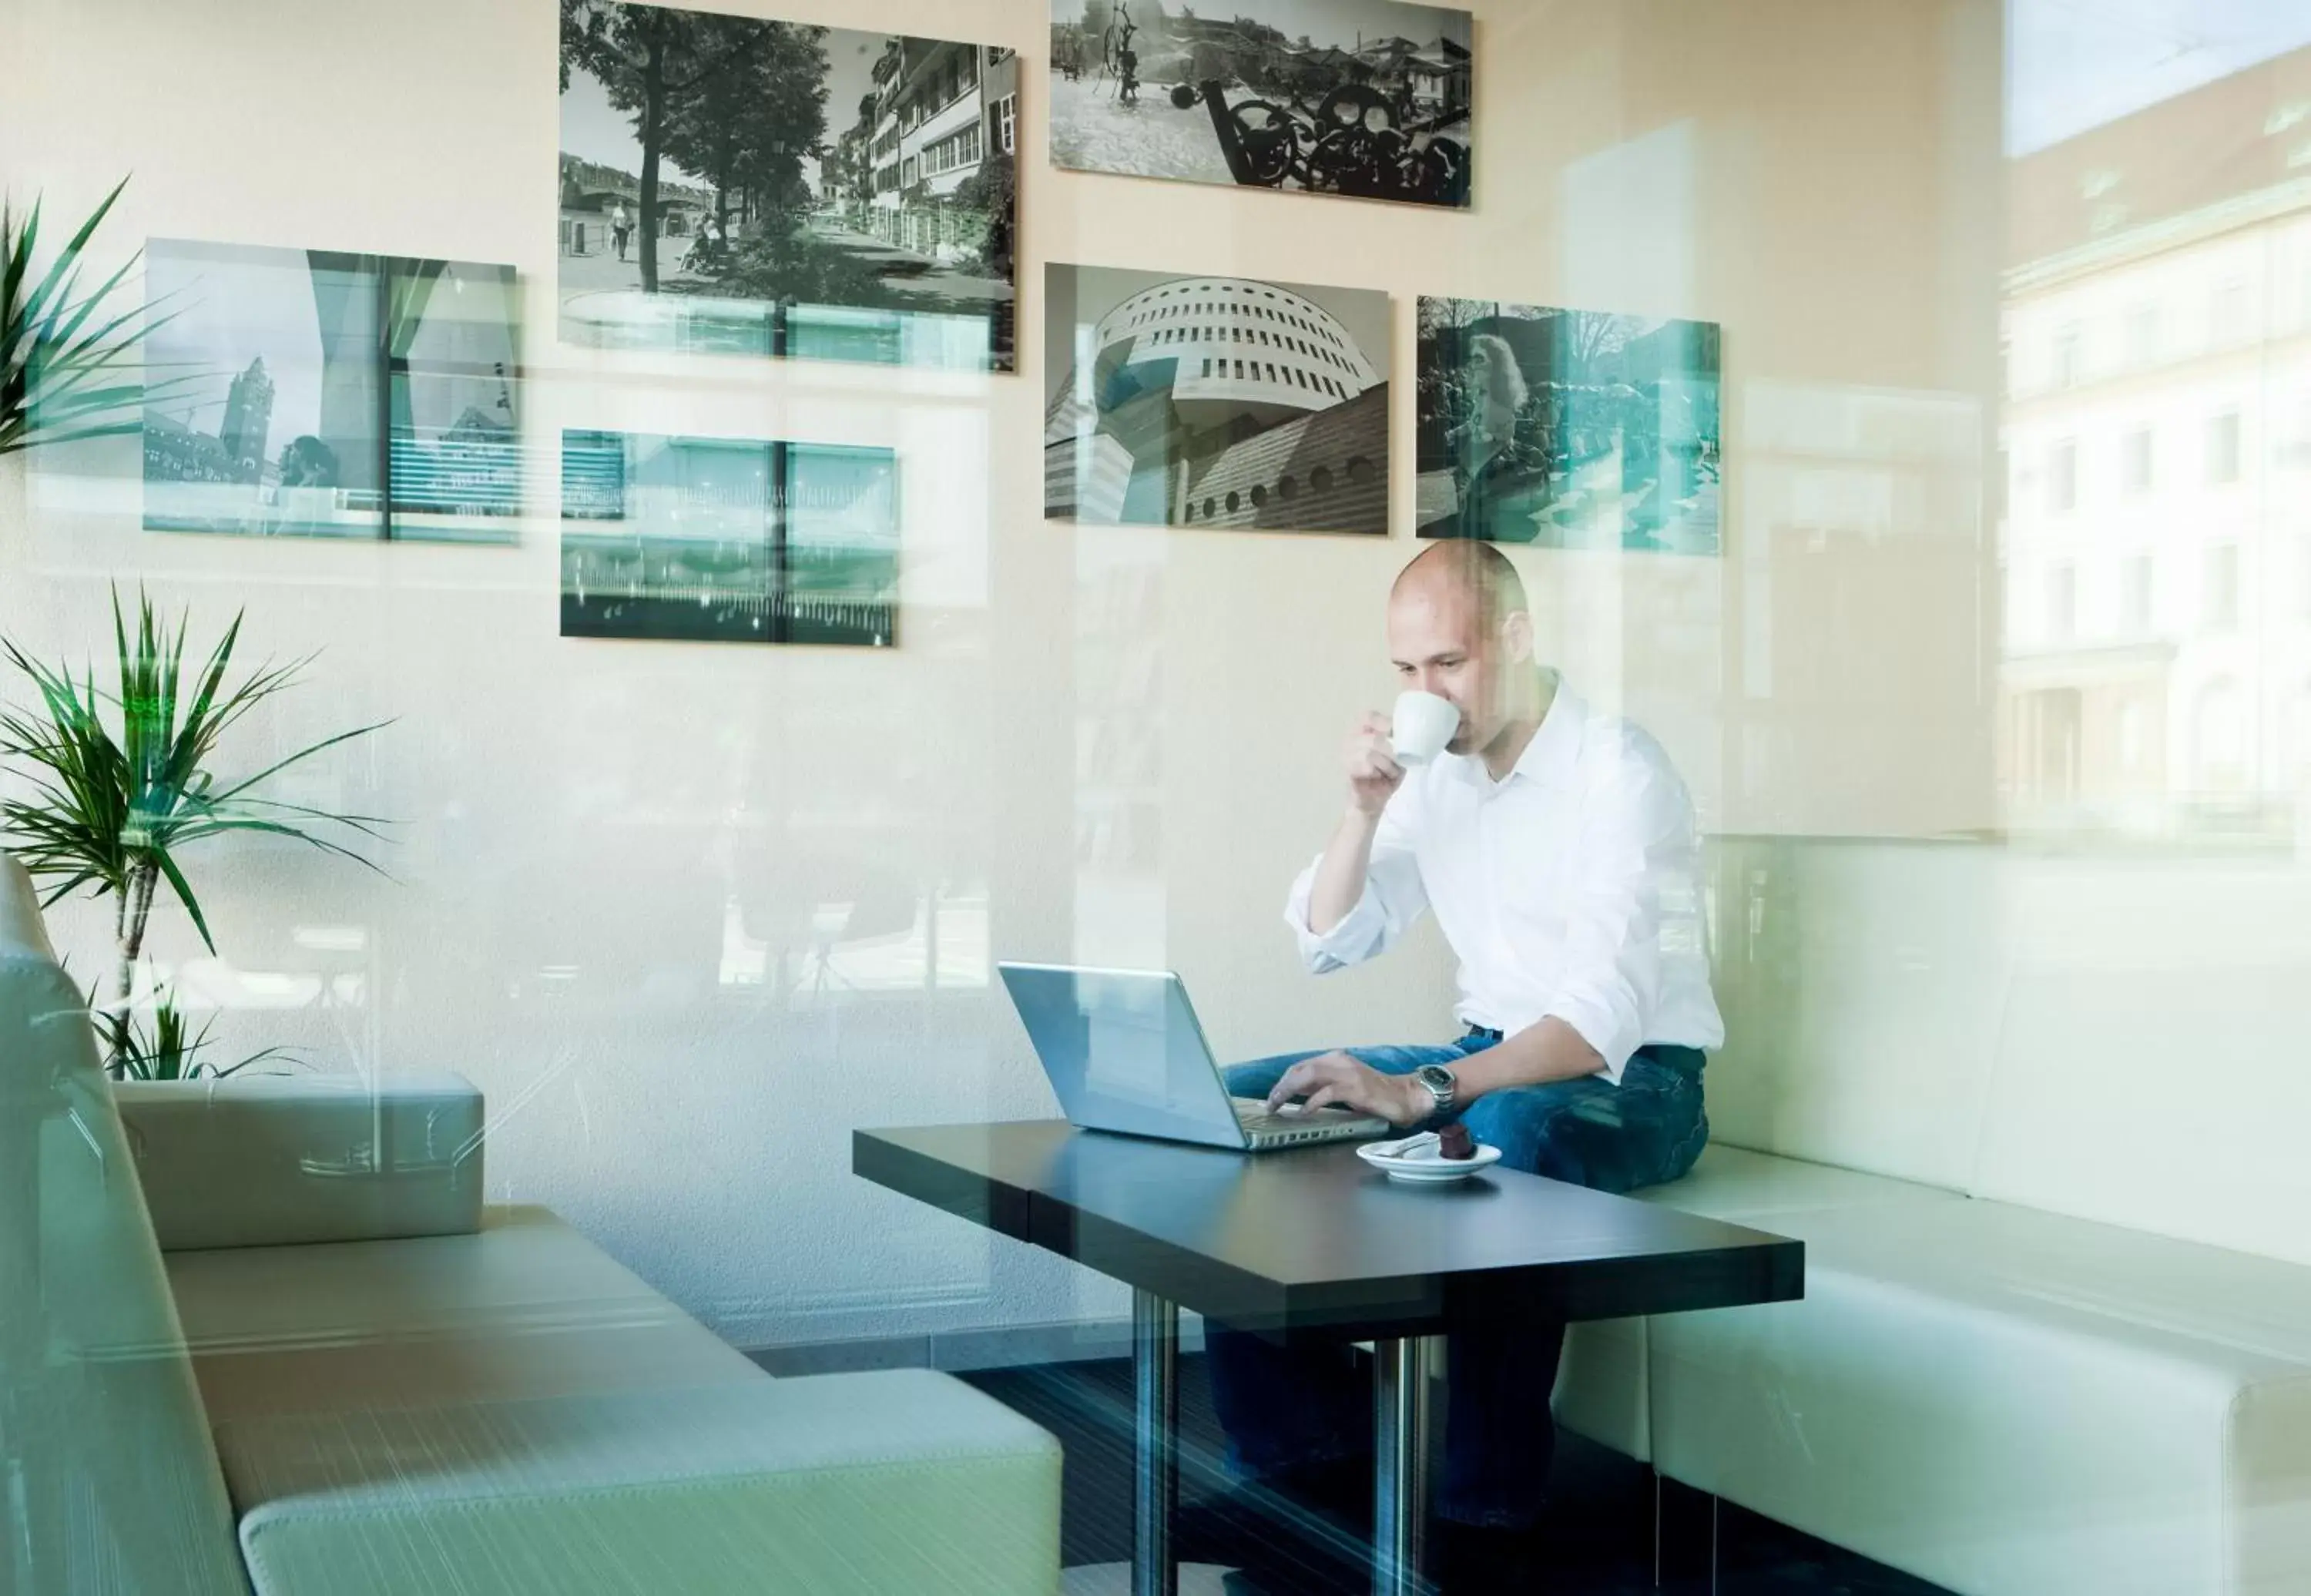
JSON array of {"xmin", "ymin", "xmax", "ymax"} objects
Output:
[
  {"xmin": 1708, "ymin": 834, "xmax": 2311, "ymax": 1268},
  {"xmin": 0, "ymin": 854, "xmax": 247, "ymax": 1593},
  {"xmin": 1704, "ymin": 834, "xmax": 2004, "ymax": 1192},
  {"xmin": 1965, "ymin": 852, "xmax": 2311, "ymax": 1266}
]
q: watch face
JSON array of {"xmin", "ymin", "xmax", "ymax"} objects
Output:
[{"xmin": 1417, "ymin": 1065, "xmax": 1454, "ymax": 1091}]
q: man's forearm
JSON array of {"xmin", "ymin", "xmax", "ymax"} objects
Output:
[
  {"xmin": 1306, "ymin": 806, "xmax": 1382, "ymax": 935},
  {"xmin": 1451, "ymin": 1016, "xmax": 1605, "ymax": 1100}
]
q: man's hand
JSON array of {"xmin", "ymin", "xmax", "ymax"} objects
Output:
[
  {"xmin": 1266, "ymin": 1051, "xmax": 1432, "ymax": 1128},
  {"xmin": 1308, "ymin": 714, "xmax": 1408, "ymax": 938},
  {"xmin": 1346, "ymin": 712, "xmax": 1405, "ymax": 816}
]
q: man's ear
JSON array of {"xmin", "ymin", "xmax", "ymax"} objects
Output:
[{"xmin": 1500, "ymin": 609, "xmax": 1535, "ymax": 664}]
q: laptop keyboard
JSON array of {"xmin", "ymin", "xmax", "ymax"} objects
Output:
[{"xmin": 1232, "ymin": 1098, "xmax": 1352, "ymax": 1133}]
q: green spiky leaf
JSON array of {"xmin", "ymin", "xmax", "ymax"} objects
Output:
[{"xmin": 3, "ymin": 177, "xmax": 181, "ymax": 457}]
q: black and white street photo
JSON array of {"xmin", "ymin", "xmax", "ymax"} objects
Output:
[
  {"xmin": 560, "ymin": 2, "xmax": 1019, "ymax": 370},
  {"xmin": 1417, "ymin": 297, "xmax": 1722, "ymax": 555},
  {"xmin": 1048, "ymin": 0, "xmax": 1471, "ymax": 209},
  {"xmin": 1045, "ymin": 263, "xmax": 1391, "ymax": 535}
]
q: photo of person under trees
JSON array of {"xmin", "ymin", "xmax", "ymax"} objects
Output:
[
  {"xmin": 559, "ymin": 1, "xmax": 1019, "ymax": 370},
  {"xmin": 1415, "ymin": 297, "xmax": 1722, "ymax": 555}
]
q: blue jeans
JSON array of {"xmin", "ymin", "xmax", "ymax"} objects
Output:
[{"xmin": 1205, "ymin": 1035, "xmax": 1709, "ymax": 1529}]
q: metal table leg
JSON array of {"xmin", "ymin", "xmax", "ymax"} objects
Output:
[
  {"xmin": 1373, "ymin": 1334, "xmax": 1434, "ymax": 1596},
  {"xmin": 1132, "ymin": 1288, "xmax": 1179, "ymax": 1596}
]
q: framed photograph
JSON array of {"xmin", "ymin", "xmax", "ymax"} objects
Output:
[
  {"xmin": 1049, "ymin": 0, "xmax": 1471, "ymax": 210},
  {"xmin": 560, "ymin": 428, "xmax": 899, "ymax": 646},
  {"xmin": 1416, "ymin": 297, "xmax": 1722, "ymax": 555},
  {"xmin": 142, "ymin": 240, "xmax": 524, "ymax": 542},
  {"xmin": 1045, "ymin": 263, "xmax": 1391, "ymax": 536},
  {"xmin": 559, "ymin": 4, "xmax": 1019, "ymax": 370}
]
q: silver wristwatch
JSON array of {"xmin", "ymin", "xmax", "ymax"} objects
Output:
[{"xmin": 1412, "ymin": 1063, "xmax": 1457, "ymax": 1117}]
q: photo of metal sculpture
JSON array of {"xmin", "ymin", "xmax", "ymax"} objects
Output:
[
  {"xmin": 1416, "ymin": 297, "xmax": 1722, "ymax": 555},
  {"xmin": 1048, "ymin": 0, "xmax": 1472, "ymax": 210},
  {"xmin": 560, "ymin": 3, "xmax": 1019, "ymax": 370},
  {"xmin": 1045, "ymin": 263, "xmax": 1392, "ymax": 536},
  {"xmin": 1104, "ymin": 3, "xmax": 1142, "ymax": 103}
]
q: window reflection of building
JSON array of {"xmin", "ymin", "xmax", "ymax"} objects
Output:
[
  {"xmin": 2048, "ymin": 562, "xmax": 2078, "ymax": 642},
  {"xmin": 2046, "ymin": 437, "xmax": 2078, "ymax": 512},
  {"xmin": 2122, "ymin": 554, "xmax": 2153, "ymax": 634},
  {"xmin": 1736, "ymin": 377, "xmax": 1986, "ymax": 832},
  {"xmin": 2121, "ymin": 427, "xmax": 2152, "ymax": 495},
  {"xmin": 2000, "ymin": 45, "xmax": 2311, "ymax": 837},
  {"xmin": 2205, "ymin": 543, "xmax": 2242, "ymax": 632},
  {"xmin": 2196, "ymin": 677, "xmax": 2248, "ymax": 791}
]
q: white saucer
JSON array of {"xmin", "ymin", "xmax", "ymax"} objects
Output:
[{"xmin": 1357, "ymin": 1133, "xmax": 1503, "ymax": 1184}]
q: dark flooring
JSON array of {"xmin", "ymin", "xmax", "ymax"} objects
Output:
[{"xmin": 962, "ymin": 1353, "xmax": 1951, "ymax": 1595}]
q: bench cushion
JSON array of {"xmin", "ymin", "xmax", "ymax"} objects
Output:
[
  {"xmin": 1638, "ymin": 1141, "xmax": 1965, "ymax": 1220},
  {"xmin": 1649, "ymin": 1192, "xmax": 2311, "ymax": 1596},
  {"xmin": 166, "ymin": 1205, "xmax": 763, "ymax": 1423},
  {"xmin": 217, "ymin": 1370, "xmax": 1062, "ymax": 1596}
]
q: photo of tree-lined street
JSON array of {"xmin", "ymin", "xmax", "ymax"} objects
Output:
[{"xmin": 558, "ymin": 1, "xmax": 1018, "ymax": 369}]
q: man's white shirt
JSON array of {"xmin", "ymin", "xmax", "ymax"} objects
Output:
[{"xmin": 1285, "ymin": 679, "xmax": 1724, "ymax": 1085}]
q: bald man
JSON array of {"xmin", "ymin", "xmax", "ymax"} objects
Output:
[{"xmin": 1202, "ymin": 541, "xmax": 1724, "ymax": 1586}]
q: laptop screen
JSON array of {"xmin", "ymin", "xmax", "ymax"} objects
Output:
[{"xmin": 999, "ymin": 964, "xmax": 1245, "ymax": 1147}]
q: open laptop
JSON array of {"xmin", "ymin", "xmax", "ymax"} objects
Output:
[{"xmin": 998, "ymin": 961, "xmax": 1391, "ymax": 1151}]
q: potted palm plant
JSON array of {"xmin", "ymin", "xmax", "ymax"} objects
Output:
[
  {"xmin": 2, "ymin": 181, "xmax": 387, "ymax": 1077},
  {"xmin": 0, "ymin": 592, "xmax": 387, "ymax": 1076},
  {"xmin": 109, "ymin": 981, "xmax": 298, "ymax": 1081}
]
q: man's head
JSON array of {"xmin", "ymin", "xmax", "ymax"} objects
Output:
[{"xmin": 1387, "ymin": 540, "xmax": 1538, "ymax": 756}]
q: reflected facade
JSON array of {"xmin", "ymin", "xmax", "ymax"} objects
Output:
[{"xmin": 2001, "ymin": 46, "xmax": 2311, "ymax": 840}]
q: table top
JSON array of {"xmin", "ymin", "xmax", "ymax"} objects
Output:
[{"xmin": 854, "ymin": 1122, "xmax": 1803, "ymax": 1341}]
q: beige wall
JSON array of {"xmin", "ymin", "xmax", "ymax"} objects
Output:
[{"xmin": 0, "ymin": 0, "xmax": 1998, "ymax": 1352}]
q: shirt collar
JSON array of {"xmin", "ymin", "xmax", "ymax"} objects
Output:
[{"xmin": 1444, "ymin": 673, "xmax": 1582, "ymax": 791}]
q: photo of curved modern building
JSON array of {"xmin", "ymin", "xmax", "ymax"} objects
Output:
[{"xmin": 1044, "ymin": 263, "xmax": 1391, "ymax": 534}]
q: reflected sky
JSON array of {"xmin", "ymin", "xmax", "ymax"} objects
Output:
[{"xmin": 2007, "ymin": 0, "xmax": 2311, "ymax": 154}]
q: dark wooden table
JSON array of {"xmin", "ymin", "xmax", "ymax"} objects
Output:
[{"xmin": 855, "ymin": 1122, "xmax": 1803, "ymax": 1596}]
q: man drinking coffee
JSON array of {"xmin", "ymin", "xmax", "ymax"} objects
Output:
[{"xmin": 1202, "ymin": 539, "xmax": 1723, "ymax": 1588}]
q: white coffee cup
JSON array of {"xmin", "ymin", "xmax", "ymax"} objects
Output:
[{"xmin": 1390, "ymin": 690, "xmax": 1461, "ymax": 765}]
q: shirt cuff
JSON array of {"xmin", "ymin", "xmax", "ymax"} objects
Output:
[
  {"xmin": 1283, "ymin": 877, "xmax": 1390, "ymax": 972},
  {"xmin": 1541, "ymin": 997, "xmax": 1641, "ymax": 1085}
]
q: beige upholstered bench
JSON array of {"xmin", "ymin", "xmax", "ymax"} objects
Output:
[
  {"xmin": 1552, "ymin": 837, "xmax": 2311, "ymax": 1596},
  {"xmin": 1, "ymin": 854, "xmax": 1062, "ymax": 1595}
]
